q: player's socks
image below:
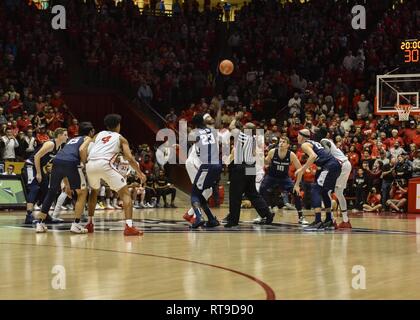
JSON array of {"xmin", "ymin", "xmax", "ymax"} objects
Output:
[
  {"xmin": 315, "ymin": 212, "xmax": 322, "ymax": 222},
  {"xmin": 342, "ymin": 210, "xmax": 349, "ymax": 222},
  {"xmin": 193, "ymin": 207, "xmax": 202, "ymax": 218},
  {"xmin": 202, "ymin": 206, "xmax": 215, "ymax": 221},
  {"xmin": 325, "ymin": 211, "xmax": 332, "ymax": 221},
  {"xmin": 126, "ymin": 219, "xmax": 133, "ymax": 227}
]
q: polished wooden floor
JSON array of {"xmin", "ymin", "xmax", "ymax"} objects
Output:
[{"xmin": 1, "ymin": 206, "xmax": 420, "ymax": 300}]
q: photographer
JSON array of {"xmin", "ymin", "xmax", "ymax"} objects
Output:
[
  {"xmin": 386, "ymin": 179, "xmax": 408, "ymax": 213},
  {"xmin": 362, "ymin": 187, "xmax": 382, "ymax": 212},
  {"xmin": 1, "ymin": 128, "xmax": 19, "ymax": 161}
]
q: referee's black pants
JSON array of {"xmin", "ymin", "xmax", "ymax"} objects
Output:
[{"xmin": 228, "ymin": 164, "xmax": 271, "ymax": 225}]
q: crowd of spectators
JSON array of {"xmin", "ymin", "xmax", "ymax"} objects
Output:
[
  {"xmin": 64, "ymin": 0, "xmax": 223, "ymax": 113},
  {"xmin": 0, "ymin": 1, "xmax": 176, "ymax": 210},
  {"xmin": 159, "ymin": 0, "xmax": 420, "ymax": 212},
  {"xmin": 0, "ymin": 1, "xmax": 72, "ymax": 163}
]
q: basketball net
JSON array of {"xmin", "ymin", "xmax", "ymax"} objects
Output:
[{"xmin": 395, "ymin": 104, "xmax": 412, "ymax": 121}]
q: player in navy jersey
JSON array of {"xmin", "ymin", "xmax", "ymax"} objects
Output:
[
  {"xmin": 189, "ymin": 114, "xmax": 222, "ymax": 228},
  {"xmin": 35, "ymin": 122, "xmax": 95, "ymax": 233},
  {"xmin": 258, "ymin": 136, "xmax": 309, "ymax": 225},
  {"xmin": 295, "ymin": 129, "xmax": 342, "ymax": 230},
  {"xmin": 22, "ymin": 128, "xmax": 68, "ymax": 225}
]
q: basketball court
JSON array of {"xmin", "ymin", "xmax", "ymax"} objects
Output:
[{"xmin": 2, "ymin": 203, "xmax": 420, "ymax": 300}]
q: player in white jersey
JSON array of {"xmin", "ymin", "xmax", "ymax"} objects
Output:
[
  {"xmin": 320, "ymin": 137, "xmax": 352, "ymax": 229},
  {"xmin": 183, "ymin": 143, "xmax": 213, "ymax": 224},
  {"xmin": 85, "ymin": 114, "xmax": 146, "ymax": 236}
]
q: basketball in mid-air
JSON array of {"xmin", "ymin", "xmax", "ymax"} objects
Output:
[{"xmin": 219, "ymin": 59, "xmax": 234, "ymax": 75}]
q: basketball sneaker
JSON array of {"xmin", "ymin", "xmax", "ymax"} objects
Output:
[
  {"xmin": 222, "ymin": 213, "xmax": 231, "ymax": 223},
  {"xmin": 24, "ymin": 214, "xmax": 34, "ymax": 225},
  {"xmin": 35, "ymin": 222, "xmax": 48, "ymax": 233},
  {"xmin": 85, "ymin": 222, "xmax": 94, "ymax": 233},
  {"xmin": 51, "ymin": 217, "xmax": 64, "ymax": 223},
  {"xmin": 304, "ymin": 220, "xmax": 324, "ymax": 231},
  {"xmin": 323, "ymin": 219, "xmax": 337, "ymax": 230},
  {"xmin": 124, "ymin": 224, "xmax": 143, "ymax": 236},
  {"xmin": 224, "ymin": 223, "xmax": 239, "ymax": 228},
  {"xmin": 298, "ymin": 216, "xmax": 309, "ymax": 225},
  {"xmin": 205, "ymin": 218, "xmax": 220, "ymax": 228},
  {"xmin": 253, "ymin": 216, "xmax": 265, "ymax": 224},
  {"xmin": 190, "ymin": 211, "xmax": 204, "ymax": 228},
  {"xmin": 70, "ymin": 222, "xmax": 88, "ymax": 234},
  {"xmin": 338, "ymin": 221, "xmax": 352, "ymax": 229},
  {"xmin": 183, "ymin": 212, "xmax": 195, "ymax": 224}
]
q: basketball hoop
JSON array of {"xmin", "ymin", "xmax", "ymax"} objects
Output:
[{"xmin": 395, "ymin": 104, "xmax": 412, "ymax": 121}]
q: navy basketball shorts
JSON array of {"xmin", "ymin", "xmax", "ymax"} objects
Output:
[
  {"xmin": 259, "ymin": 175, "xmax": 294, "ymax": 193},
  {"xmin": 50, "ymin": 160, "xmax": 87, "ymax": 191},
  {"xmin": 193, "ymin": 164, "xmax": 223, "ymax": 191},
  {"xmin": 315, "ymin": 159, "xmax": 342, "ymax": 192}
]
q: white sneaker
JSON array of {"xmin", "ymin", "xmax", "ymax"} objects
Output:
[
  {"xmin": 70, "ymin": 222, "xmax": 88, "ymax": 234},
  {"xmin": 35, "ymin": 222, "xmax": 48, "ymax": 233},
  {"xmin": 113, "ymin": 204, "xmax": 122, "ymax": 210},
  {"xmin": 66, "ymin": 204, "xmax": 74, "ymax": 210},
  {"xmin": 34, "ymin": 204, "xmax": 41, "ymax": 211},
  {"xmin": 253, "ymin": 216, "xmax": 266, "ymax": 224},
  {"xmin": 298, "ymin": 216, "xmax": 309, "ymax": 225},
  {"xmin": 61, "ymin": 205, "xmax": 68, "ymax": 211}
]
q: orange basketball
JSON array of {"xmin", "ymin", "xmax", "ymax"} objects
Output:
[{"xmin": 219, "ymin": 59, "xmax": 234, "ymax": 75}]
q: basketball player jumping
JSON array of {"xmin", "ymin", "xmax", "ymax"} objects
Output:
[
  {"xmin": 295, "ymin": 129, "xmax": 342, "ymax": 230},
  {"xmin": 183, "ymin": 141, "xmax": 215, "ymax": 226},
  {"xmin": 319, "ymin": 135, "xmax": 352, "ymax": 229},
  {"xmin": 35, "ymin": 122, "xmax": 95, "ymax": 233},
  {"xmin": 258, "ymin": 136, "xmax": 309, "ymax": 225},
  {"xmin": 187, "ymin": 114, "xmax": 222, "ymax": 228},
  {"xmin": 85, "ymin": 114, "xmax": 146, "ymax": 236}
]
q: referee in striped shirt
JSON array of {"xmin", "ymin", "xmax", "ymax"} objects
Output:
[{"xmin": 225, "ymin": 123, "xmax": 273, "ymax": 228}]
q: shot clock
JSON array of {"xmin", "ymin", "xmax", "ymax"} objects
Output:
[{"xmin": 401, "ymin": 39, "xmax": 420, "ymax": 63}]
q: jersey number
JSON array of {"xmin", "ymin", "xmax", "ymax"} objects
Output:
[
  {"xmin": 200, "ymin": 133, "xmax": 216, "ymax": 145},
  {"xmin": 277, "ymin": 165, "xmax": 285, "ymax": 171},
  {"xmin": 102, "ymin": 136, "xmax": 112, "ymax": 144},
  {"xmin": 312, "ymin": 141, "xmax": 323, "ymax": 149},
  {"xmin": 67, "ymin": 138, "xmax": 80, "ymax": 145}
]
